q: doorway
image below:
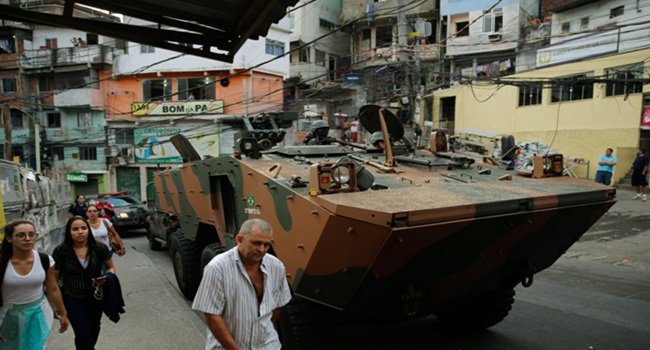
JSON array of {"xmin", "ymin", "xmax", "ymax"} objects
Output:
[{"xmin": 440, "ymin": 96, "xmax": 456, "ymax": 134}]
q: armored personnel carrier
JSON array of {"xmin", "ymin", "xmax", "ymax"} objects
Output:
[{"xmin": 146, "ymin": 106, "xmax": 615, "ymax": 347}]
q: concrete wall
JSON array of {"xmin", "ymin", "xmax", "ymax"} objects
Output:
[
  {"xmin": 432, "ymin": 48, "xmax": 650, "ymax": 184},
  {"xmin": 446, "ymin": 4, "xmax": 521, "ymax": 56}
]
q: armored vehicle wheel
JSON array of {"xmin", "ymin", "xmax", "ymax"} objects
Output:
[
  {"xmin": 278, "ymin": 297, "xmax": 334, "ymax": 350},
  {"xmin": 170, "ymin": 232, "xmax": 201, "ymax": 300},
  {"xmin": 146, "ymin": 224, "xmax": 162, "ymax": 251},
  {"xmin": 436, "ymin": 288, "xmax": 515, "ymax": 329},
  {"xmin": 200, "ymin": 243, "xmax": 225, "ymax": 272}
]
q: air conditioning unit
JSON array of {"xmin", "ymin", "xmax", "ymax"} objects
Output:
[
  {"xmin": 111, "ymin": 156, "xmax": 128, "ymax": 166},
  {"xmin": 488, "ymin": 34, "xmax": 502, "ymax": 42}
]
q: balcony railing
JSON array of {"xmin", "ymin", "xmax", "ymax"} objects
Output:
[{"xmin": 20, "ymin": 44, "xmax": 114, "ymax": 69}]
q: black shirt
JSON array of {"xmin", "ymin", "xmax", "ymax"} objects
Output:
[
  {"xmin": 53, "ymin": 243, "xmax": 110, "ymax": 299},
  {"xmin": 69, "ymin": 203, "xmax": 88, "ymax": 219}
]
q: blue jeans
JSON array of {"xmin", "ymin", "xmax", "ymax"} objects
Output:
[
  {"xmin": 595, "ymin": 171, "xmax": 612, "ymax": 186},
  {"xmin": 63, "ymin": 295, "xmax": 103, "ymax": 350}
]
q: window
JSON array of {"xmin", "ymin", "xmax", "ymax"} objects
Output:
[
  {"xmin": 299, "ymin": 48, "xmax": 310, "ymax": 62},
  {"xmin": 1, "ymin": 78, "xmax": 17, "ymax": 94},
  {"xmin": 610, "ymin": 6, "xmax": 624, "ymax": 19},
  {"xmin": 289, "ymin": 14, "xmax": 295, "ymax": 29},
  {"xmin": 518, "ymin": 84, "xmax": 543, "ymax": 107},
  {"xmin": 45, "ymin": 38, "xmax": 57, "ymax": 49},
  {"xmin": 561, "ymin": 22, "xmax": 571, "ymax": 34},
  {"xmin": 315, "ymin": 50, "xmax": 325, "ymax": 67},
  {"xmin": 483, "ymin": 8, "xmax": 503, "ymax": 33},
  {"xmin": 376, "ymin": 25, "xmax": 393, "ymax": 46},
  {"xmin": 86, "ymin": 34, "xmax": 98, "ymax": 45},
  {"xmin": 10, "ymin": 109, "xmax": 24, "ymax": 128},
  {"xmin": 606, "ymin": 63, "xmax": 644, "ymax": 97},
  {"xmin": 140, "ymin": 45, "xmax": 155, "ymax": 54},
  {"xmin": 0, "ymin": 37, "xmax": 16, "ymax": 53},
  {"xmin": 143, "ymin": 79, "xmax": 172, "ymax": 101},
  {"xmin": 319, "ymin": 18, "xmax": 336, "ymax": 31},
  {"xmin": 77, "ymin": 112, "xmax": 93, "ymax": 127},
  {"xmin": 47, "ymin": 112, "xmax": 61, "ymax": 127},
  {"xmin": 49, "ymin": 147, "xmax": 64, "ymax": 160},
  {"xmin": 551, "ymin": 73, "xmax": 594, "ymax": 102},
  {"xmin": 456, "ymin": 21, "xmax": 469, "ymax": 37},
  {"xmin": 580, "ymin": 17, "xmax": 590, "ymax": 30},
  {"xmin": 39, "ymin": 76, "xmax": 54, "ymax": 92},
  {"xmin": 177, "ymin": 77, "xmax": 215, "ymax": 100},
  {"xmin": 113, "ymin": 129, "xmax": 135, "ymax": 144},
  {"xmin": 79, "ymin": 147, "xmax": 97, "ymax": 160},
  {"xmin": 265, "ymin": 39, "xmax": 285, "ymax": 56}
]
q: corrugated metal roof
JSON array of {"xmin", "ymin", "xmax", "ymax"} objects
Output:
[{"xmin": 0, "ymin": 0, "xmax": 298, "ymax": 62}]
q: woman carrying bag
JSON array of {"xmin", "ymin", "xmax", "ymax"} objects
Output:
[
  {"xmin": 0, "ymin": 218, "xmax": 69, "ymax": 349},
  {"xmin": 86, "ymin": 205, "xmax": 125, "ymax": 257},
  {"xmin": 52, "ymin": 216, "xmax": 115, "ymax": 349}
]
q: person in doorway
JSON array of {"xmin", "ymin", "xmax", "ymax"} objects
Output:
[
  {"xmin": 87, "ymin": 205, "xmax": 125, "ymax": 258},
  {"xmin": 631, "ymin": 148, "xmax": 649, "ymax": 202},
  {"xmin": 68, "ymin": 195, "xmax": 88, "ymax": 219},
  {"xmin": 0, "ymin": 219, "xmax": 69, "ymax": 348},
  {"xmin": 94, "ymin": 195, "xmax": 115, "ymax": 220},
  {"xmin": 52, "ymin": 216, "xmax": 115, "ymax": 349},
  {"xmin": 595, "ymin": 148, "xmax": 617, "ymax": 186},
  {"xmin": 192, "ymin": 219, "xmax": 292, "ymax": 350}
]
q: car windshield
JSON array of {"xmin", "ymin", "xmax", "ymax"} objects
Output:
[{"xmin": 106, "ymin": 196, "xmax": 141, "ymax": 207}]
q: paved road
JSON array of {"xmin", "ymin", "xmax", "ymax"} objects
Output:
[{"xmin": 46, "ymin": 190, "xmax": 650, "ymax": 349}]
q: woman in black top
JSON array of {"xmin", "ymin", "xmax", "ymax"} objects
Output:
[
  {"xmin": 68, "ymin": 195, "xmax": 88, "ymax": 219},
  {"xmin": 53, "ymin": 216, "xmax": 115, "ymax": 349}
]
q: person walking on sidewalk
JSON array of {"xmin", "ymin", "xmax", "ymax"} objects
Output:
[
  {"xmin": 631, "ymin": 148, "xmax": 649, "ymax": 202},
  {"xmin": 192, "ymin": 219, "xmax": 292, "ymax": 350},
  {"xmin": 53, "ymin": 216, "xmax": 115, "ymax": 349},
  {"xmin": 0, "ymin": 219, "xmax": 69, "ymax": 349},
  {"xmin": 87, "ymin": 205, "xmax": 125, "ymax": 258},
  {"xmin": 595, "ymin": 148, "xmax": 617, "ymax": 186},
  {"xmin": 68, "ymin": 195, "xmax": 88, "ymax": 219},
  {"xmin": 95, "ymin": 195, "xmax": 115, "ymax": 220}
]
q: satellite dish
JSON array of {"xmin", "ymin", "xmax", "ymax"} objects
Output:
[{"xmin": 358, "ymin": 104, "xmax": 404, "ymax": 141}]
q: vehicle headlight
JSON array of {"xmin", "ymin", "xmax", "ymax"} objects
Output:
[
  {"xmin": 330, "ymin": 164, "xmax": 350, "ymax": 185},
  {"xmin": 118, "ymin": 213, "xmax": 129, "ymax": 219}
]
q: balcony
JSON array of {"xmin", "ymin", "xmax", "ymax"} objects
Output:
[
  {"xmin": 45, "ymin": 126, "xmax": 105, "ymax": 143},
  {"xmin": 53, "ymin": 88, "xmax": 103, "ymax": 107},
  {"xmin": 20, "ymin": 44, "xmax": 114, "ymax": 70},
  {"xmin": 342, "ymin": 0, "xmax": 436, "ymax": 25}
]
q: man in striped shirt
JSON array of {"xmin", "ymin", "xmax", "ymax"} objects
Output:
[{"xmin": 192, "ymin": 219, "xmax": 292, "ymax": 350}]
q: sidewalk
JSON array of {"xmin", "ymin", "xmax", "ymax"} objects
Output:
[{"xmin": 45, "ymin": 243, "xmax": 206, "ymax": 350}]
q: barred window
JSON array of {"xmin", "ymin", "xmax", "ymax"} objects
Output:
[
  {"xmin": 49, "ymin": 147, "xmax": 65, "ymax": 160},
  {"xmin": 140, "ymin": 45, "xmax": 155, "ymax": 54},
  {"xmin": 551, "ymin": 73, "xmax": 593, "ymax": 103},
  {"xmin": 606, "ymin": 63, "xmax": 643, "ymax": 97},
  {"xmin": 518, "ymin": 84, "xmax": 543, "ymax": 107},
  {"xmin": 79, "ymin": 147, "xmax": 97, "ymax": 160},
  {"xmin": 1, "ymin": 78, "xmax": 17, "ymax": 94}
]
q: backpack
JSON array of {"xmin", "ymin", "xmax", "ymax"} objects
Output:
[{"xmin": 38, "ymin": 252, "xmax": 50, "ymax": 293}]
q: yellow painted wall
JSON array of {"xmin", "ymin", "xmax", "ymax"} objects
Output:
[{"xmin": 433, "ymin": 48, "xmax": 650, "ymax": 185}]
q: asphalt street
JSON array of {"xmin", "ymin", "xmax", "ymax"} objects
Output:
[{"xmin": 45, "ymin": 189, "xmax": 650, "ymax": 349}]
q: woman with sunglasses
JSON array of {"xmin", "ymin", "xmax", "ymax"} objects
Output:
[
  {"xmin": 52, "ymin": 216, "xmax": 115, "ymax": 349},
  {"xmin": 0, "ymin": 218, "xmax": 69, "ymax": 349},
  {"xmin": 86, "ymin": 205, "xmax": 125, "ymax": 257}
]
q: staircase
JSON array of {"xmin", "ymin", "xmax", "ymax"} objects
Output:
[{"xmin": 616, "ymin": 172, "xmax": 636, "ymax": 192}]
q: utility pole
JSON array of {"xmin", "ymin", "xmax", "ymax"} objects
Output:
[
  {"xmin": 397, "ymin": 0, "xmax": 410, "ymax": 97},
  {"xmin": 2, "ymin": 104, "xmax": 11, "ymax": 161}
]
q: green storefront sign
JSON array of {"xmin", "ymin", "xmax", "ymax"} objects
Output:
[{"xmin": 66, "ymin": 173, "xmax": 88, "ymax": 182}]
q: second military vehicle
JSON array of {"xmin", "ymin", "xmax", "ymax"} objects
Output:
[{"xmin": 146, "ymin": 107, "xmax": 615, "ymax": 348}]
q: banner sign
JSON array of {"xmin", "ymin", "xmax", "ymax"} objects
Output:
[
  {"xmin": 131, "ymin": 100, "xmax": 224, "ymax": 116},
  {"xmin": 66, "ymin": 173, "xmax": 88, "ymax": 182},
  {"xmin": 536, "ymin": 30, "xmax": 618, "ymax": 68},
  {"xmin": 642, "ymin": 106, "xmax": 650, "ymax": 130},
  {"xmin": 134, "ymin": 126, "xmax": 222, "ymax": 164}
]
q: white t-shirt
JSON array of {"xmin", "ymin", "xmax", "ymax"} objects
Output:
[
  {"xmin": 2, "ymin": 250, "xmax": 53, "ymax": 306},
  {"xmin": 350, "ymin": 120, "xmax": 359, "ymax": 133},
  {"xmin": 90, "ymin": 219, "xmax": 114, "ymax": 251}
]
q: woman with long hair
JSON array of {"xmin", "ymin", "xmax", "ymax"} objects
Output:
[
  {"xmin": 86, "ymin": 205, "xmax": 125, "ymax": 257},
  {"xmin": 52, "ymin": 216, "xmax": 115, "ymax": 349},
  {"xmin": 0, "ymin": 218, "xmax": 69, "ymax": 348},
  {"xmin": 68, "ymin": 195, "xmax": 88, "ymax": 219}
]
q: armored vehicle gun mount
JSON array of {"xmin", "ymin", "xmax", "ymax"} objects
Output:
[{"xmin": 148, "ymin": 106, "xmax": 616, "ymax": 348}]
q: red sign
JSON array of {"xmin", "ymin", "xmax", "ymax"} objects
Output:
[{"xmin": 642, "ymin": 106, "xmax": 650, "ymax": 130}]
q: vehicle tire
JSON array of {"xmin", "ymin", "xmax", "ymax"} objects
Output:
[
  {"xmin": 277, "ymin": 297, "xmax": 329, "ymax": 350},
  {"xmin": 146, "ymin": 223, "xmax": 162, "ymax": 251},
  {"xmin": 501, "ymin": 135, "xmax": 516, "ymax": 160},
  {"xmin": 170, "ymin": 232, "xmax": 201, "ymax": 300},
  {"xmin": 436, "ymin": 288, "xmax": 515, "ymax": 329},
  {"xmin": 200, "ymin": 243, "xmax": 225, "ymax": 273}
]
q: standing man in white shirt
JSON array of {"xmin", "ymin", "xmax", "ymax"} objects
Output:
[
  {"xmin": 595, "ymin": 148, "xmax": 617, "ymax": 186},
  {"xmin": 192, "ymin": 219, "xmax": 292, "ymax": 350}
]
